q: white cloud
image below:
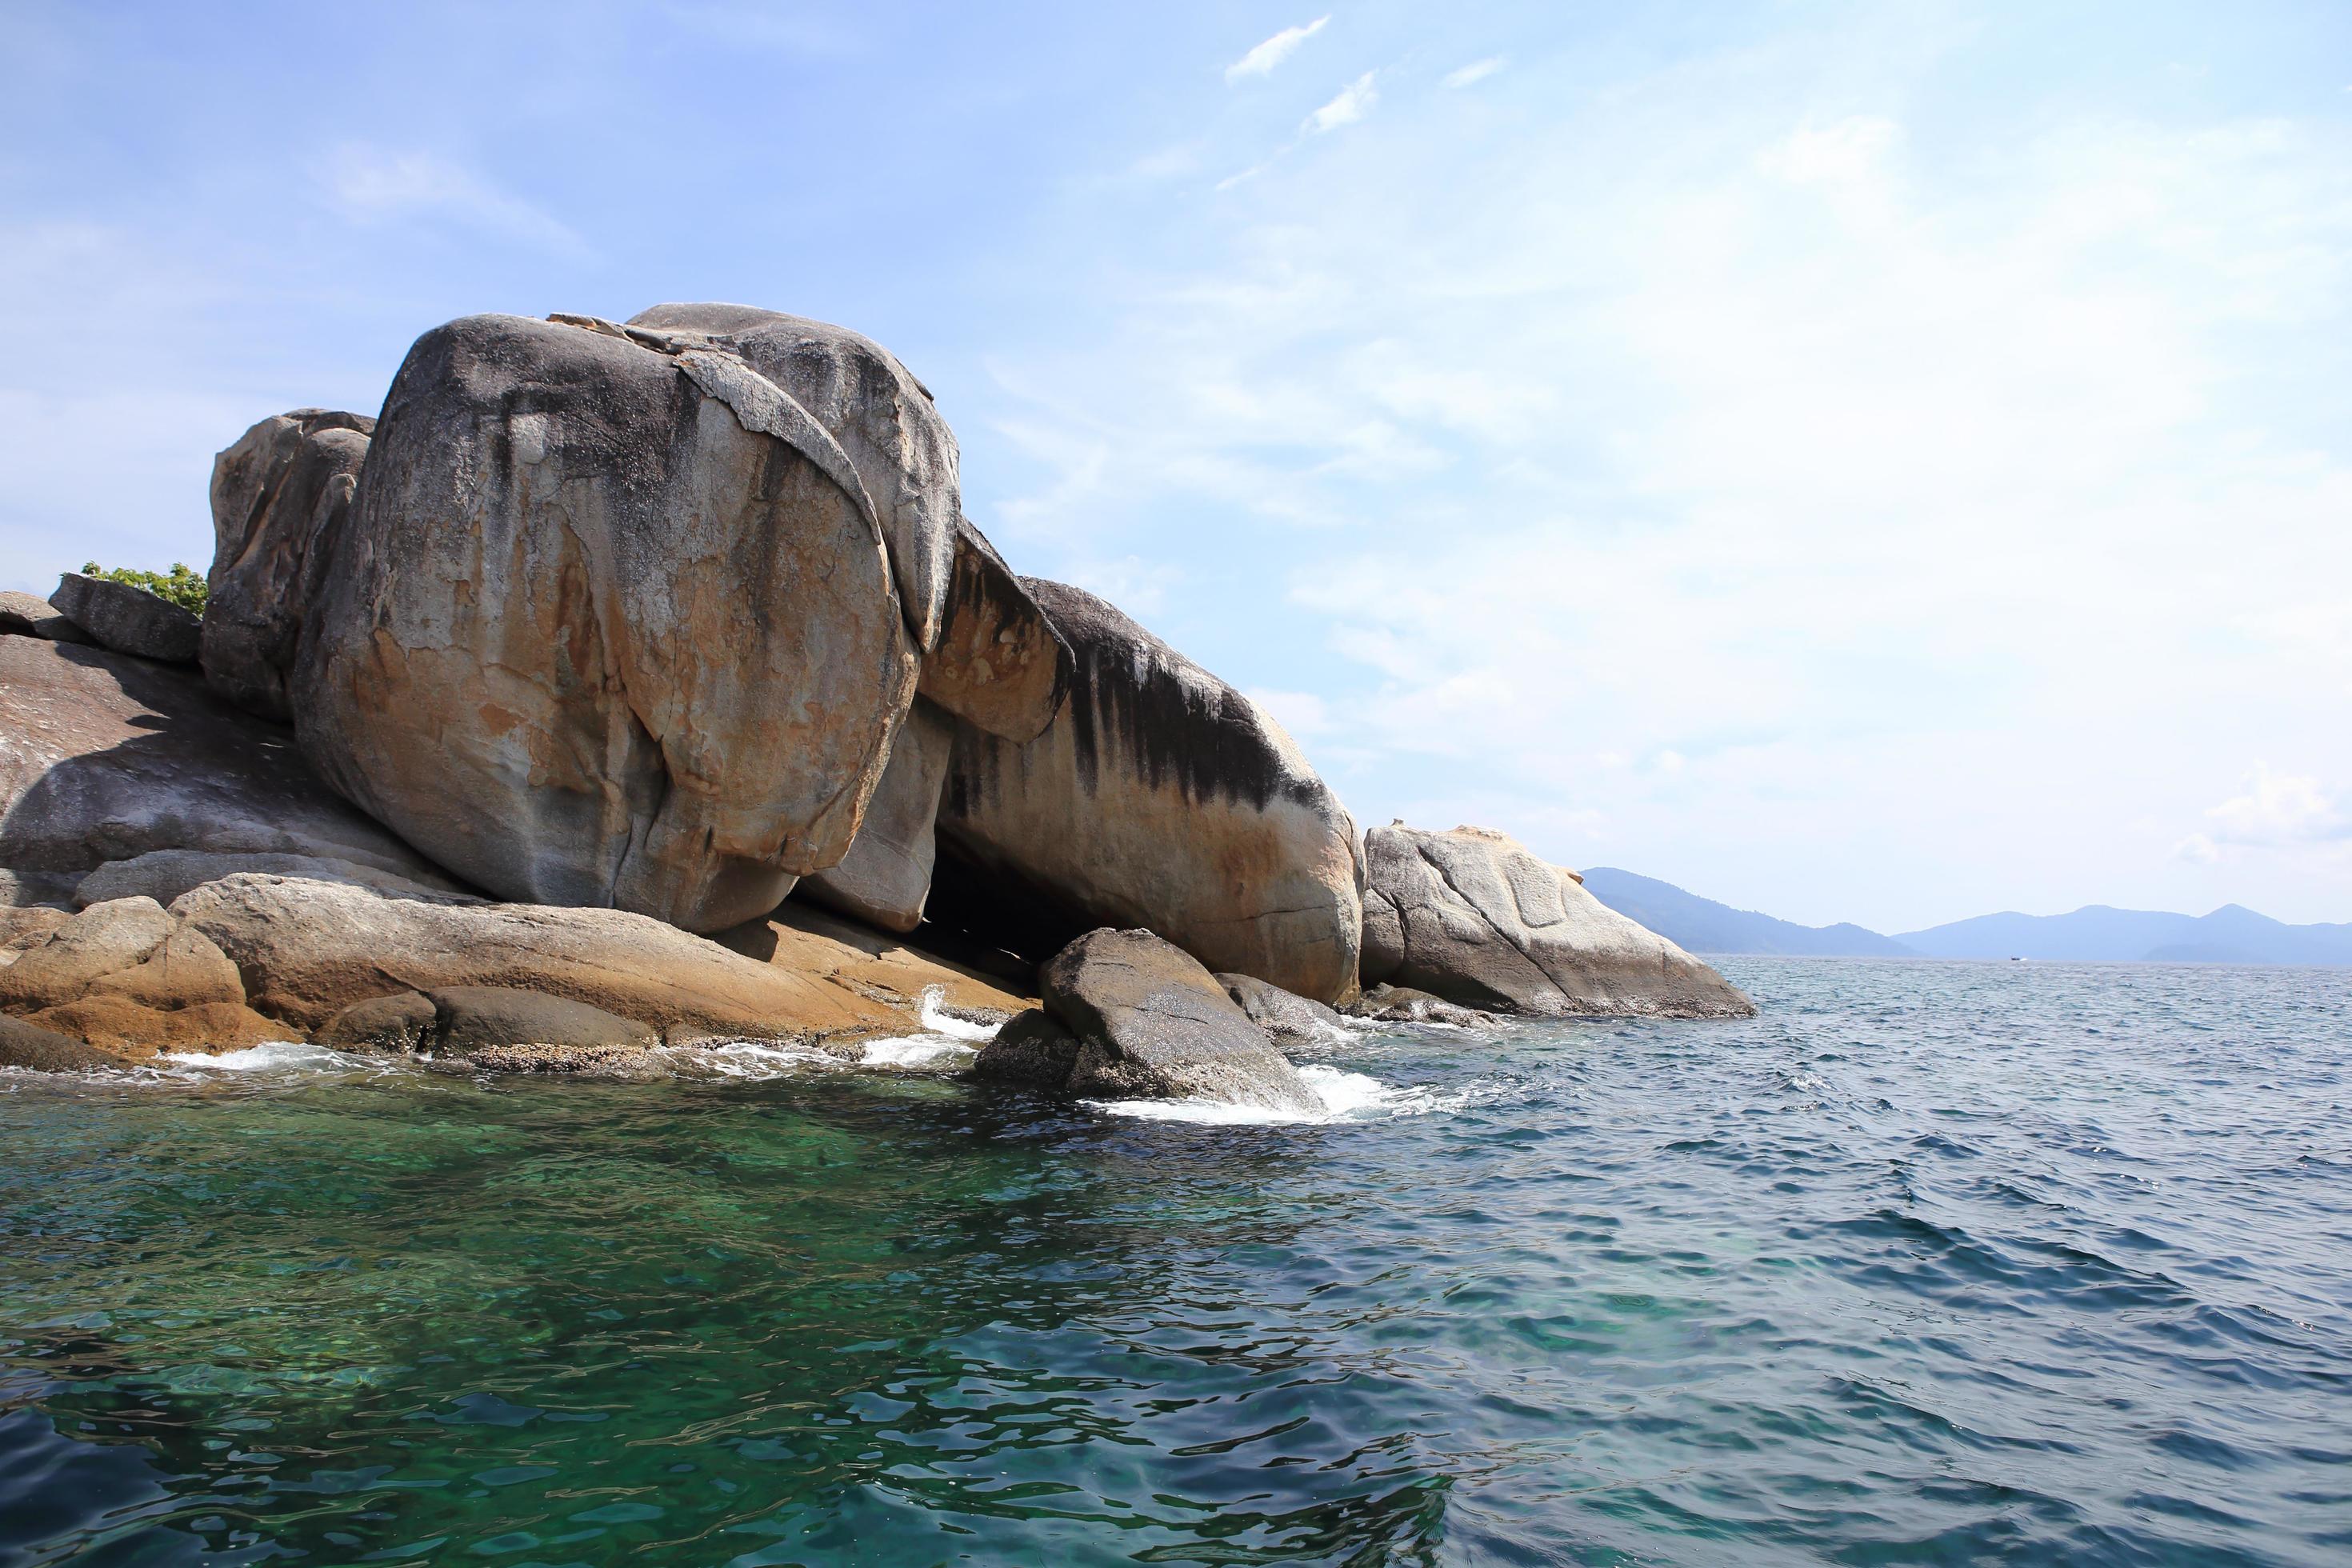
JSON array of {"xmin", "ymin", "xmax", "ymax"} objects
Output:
[
  {"xmin": 1226, "ymin": 17, "xmax": 1329, "ymax": 84},
  {"xmin": 1442, "ymin": 57, "xmax": 1506, "ymax": 90},
  {"xmin": 311, "ymin": 145, "xmax": 587, "ymax": 257},
  {"xmin": 1305, "ymin": 72, "xmax": 1378, "ymax": 134},
  {"xmin": 1246, "ymin": 687, "xmax": 1332, "ymax": 738},
  {"xmin": 2202, "ymin": 763, "xmax": 2348, "ymax": 846}
]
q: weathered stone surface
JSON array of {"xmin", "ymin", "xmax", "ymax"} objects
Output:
[
  {"xmin": 626, "ymin": 302, "xmax": 960, "ymax": 652},
  {"xmin": 74, "ymin": 849, "xmax": 460, "ymax": 910},
  {"xmin": 0, "ymin": 897, "xmax": 174, "ymax": 1010},
  {"xmin": 459, "ymin": 1042, "xmax": 665, "ymax": 1078},
  {"xmin": 427, "ymin": 986, "xmax": 658, "ymax": 1053},
  {"xmin": 49, "ymin": 574, "xmax": 202, "ymax": 664},
  {"xmin": 918, "ymin": 518, "xmax": 1070, "ymax": 742},
  {"xmin": 1342, "ymin": 982, "xmax": 1498, "ymax": 1028},
  {"xmin": 969, "ymin": 1007, "xmax": 1080, "ymax": 1087},
  {"xmin": 172, "ymin": 874, "xmax": 903, "ymax": 1043},
  {"xmin": 1360, "ymin": 824, "xmax": 1753, "ymax": 1018},
  {"xmin": 800, "ymin": 699, "xmax": 953, "ymax": 934},
  {"xmin": 0, "ymin": 590, "xmax": 93, "ymax": 646},
  {"xmin": 0, "ymin": 906, "xmax": 70, "ymax": 956},
  {"xmin": 714, "ymin": 899, "xmax": 1032, "ymax": 1020},
  {"xmin": 1218, "ymin": 972, "xmax": 1349, "ymax": 1046},
  {"xmin": 0, "ymin": 1014, "xmax": 110, "ymax": 1071},
  {"xmin": 939, "ymin": 580, "xmax": 1364, "ymax": 1005},
  {"xmin": 293, "ymin": 312, "xmax": 917, "ymax": 933},
  {"xmin": 24, "ymin": 997, "xmax": 285, "ymax": 1058},
  {"xmin": 1039, "ymin": 928, "xmax": 1321, "ymax": 1113},
  {"xmin": 0, "ymin": 636, "xmax": 460, "ymax": 907},
  {"xmin": 202, "ymin": 409, "xmax": 374, "ymax": 720},
  {"xmin": 314, "ymin": 991, "xmax": 437, "ymax": 1053},
  {"xmin": 83, "ymin": 925, "xmax": 244, "ymax": 1010}
]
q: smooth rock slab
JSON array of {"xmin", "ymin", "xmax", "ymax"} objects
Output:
[
  {"xmin": 49, "ymin": 574, "xmax": 201, "ymax": 664},
  {"xmin": 1360, "ymin": 823, "xmax": 1753, "ymax": 1018},
  {"xmin": 0, "ymin": 590, "xmax": 93, "ymax": 646},
  {"xmin": 1040, "ymin": 928, "xmax": 1322, "ymax": 1114}
]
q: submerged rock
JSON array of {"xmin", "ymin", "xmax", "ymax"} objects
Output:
[
  {"xmin": 49, "ymin": 574, "xmax": 201, "ymax": 665},
  {"xmin": 0, "ymin": 636, "xmax": 459, "ymax": 908},
  {"xmin": 293, "ymin": 312, "xmax": 918, "ymax": 933},
  {"xmin": 1342, "ymin": 983, "xmax": 1498, "ymax": 1028},
  {"xmin": 1038, "ymin": 927, "xmax": 1322, "ymax": 1114},
  {"xmin": 202, "ymin": 409, "xmax": 374, "ymax": 721},
  {"xmin": 1360, "ymin": 823, "xmax": 1753, "ymax": 1018},
  {"xmin": 939, "ymin": 580, "xmax": 1363, "ymax": 1006}
]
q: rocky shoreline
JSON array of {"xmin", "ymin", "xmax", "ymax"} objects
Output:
[{"xmin": 0, "ymin": 303, "xmax": 1750, "ymax": 1106}]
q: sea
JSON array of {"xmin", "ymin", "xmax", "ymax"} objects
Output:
[{"xmin": 0, "ymin": 958, "xmax": 2345, "ymax": 1566}]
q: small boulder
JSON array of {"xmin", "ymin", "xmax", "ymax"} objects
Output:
[
  {"xmin": 0, "ymin": 590, "xmax": 94, "ymax": 646},
  {"xmin": 0, "ymin": 896, "xmax": 174, "ymax": 1010},
  {"xmin": 202, "ymin": 409, "xmax": 374, "ymax": 720},
  {"xmin": 1218, "ymin": 973, "xmax": 1350, "ymax": 1046},
  {"xmin": 0, "ymin": 1014, "xmax": 110, "ymax": 1071},
  {"xmin": 1361, "ymin": 823, "xmax": 1753, "ymax": 1018},
  {"xmin": 313, "ymin": 991, "xmax": 437, "ymax": 1053},
  {"xmin": 1342, "ymin": 983, "xmax": 1498, "ymax": 1028},
  {"xmin": 969, "ymin": 1007, "xmax": 1081, "ymax": 1087},
  {"xmin": 82, "ymin": 926, "xmax": 246, "ymax": 1010},
  {"xmin": 49, "ymin": 574, "xmax": 201, "ymax": 665},
  {"xmin": 1040, "ymin": 928, "xmax": 1322, "ymax": 1114}
]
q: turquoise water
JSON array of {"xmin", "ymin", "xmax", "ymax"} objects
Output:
[{"xmin": 1, "ymin": 958, "xmax": 2346, "ymax": 1565}]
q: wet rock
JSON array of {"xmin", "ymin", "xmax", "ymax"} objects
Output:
[
  {"xmin": 1040, "ymin": 927, "xmax": 1321, "ymax": 1114},
  {"xmin": 314, "ymin": 990, "xmax": 437, "ymax": 1053},
  {"xmin": 0, "ymin": 636, "xmax": 459, "ymax": 907},
  {"xmin": 25, "ymin": 996, "xmax": 285, "ymax": 1058},
  {"xmin": 293, "ymin": 312, "xmax": 917, "ymax": 933},
  {"xmin": 202, "ymin": 409, "xmax": 374, "ymax": 721},
  {"xmin": 426, "ymin": 986, "xmax": 658, "ymax": 1054},
  {"xmin": 0, "ymin": 1014, "xmax": 110, "ymax": 1071},
  {"xmin": 1360, "ymin": 823, "xmax": 1753, "ymax": 1018},
  {"xmin": 1342, "ymin": 982, "xmax": 1498, "ymax": 1028},
  {"xmin": 968, "ymin": 1007, "xmax": 1080, "ymax": 1087},
  {"xmin": 0, "ymin": 896, "xmax": 174, "ymax": 1010},
  {"xmin": 0, "ymin": 590, "xmax": 93, "ymax": 646},
  {"xmin": 939, "ymin": 580, "xmax": 1363, "ymax": 1005},
  {"xmin": 48, "ymin": 574, "xmax": 201, "ymax": 664},
  {"xmin": 800, "ymin": 699, "xmax": 954, "ymax": 934},
  {"xmin": 458, "ymin": 1042, "xmax": 665, "ymax": 1078},
  {"xmin": 1218, "ymin": 972, "xmax": 1350, "ymax": 1046}
]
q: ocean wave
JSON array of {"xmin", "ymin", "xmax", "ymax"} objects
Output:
[{"xmin": 1087, "ymin": 1064, "xmax": 1468, "ymax": 1126}]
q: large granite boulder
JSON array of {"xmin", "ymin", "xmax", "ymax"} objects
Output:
[
  {"xmin": 292, "ymin": 312, "xmax": 919, "ymax": 933},
  {"xmin": 202, "ymin": 409, "xmax": 374, "ymax": 720},
  {"xmin": 49, "ymin": 574, "xmax": 201, "ymax": 664},
  {"xmin": 938, "ymin": 580, "xmax": 1363, "ymax": 1005},
  {"xmin": 0, "ymin": 636, "xmax": 460, "ymax": 908},
  {"xmin": 1360, "ymin": 824, "xmax": 1753, "ymax": 1018},
  {"xmin": 798, "ymin": 698, "xmax": 952, "ymax": 934},
  {"xmin": 624, "ymin": 303, "xmax": 961, "ymax": 652},
  {"xmin": 1034, "ymin": 927, "xmax": 1322, "ymax": 1114},
  {"xmin": 918, "ymin": 518, "xmax": 1070, "ymax": 742}
]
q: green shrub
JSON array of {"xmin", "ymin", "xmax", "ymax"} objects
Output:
[{"xmin": 82, "ymin": 560, "xmax": 208, "ymax": 616}]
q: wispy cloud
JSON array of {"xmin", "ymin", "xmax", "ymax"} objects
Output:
[
  {"xmin": 1226, "ymin": 16, "xmax": 1329, "ymax": 84},
  {"xmin": 1305, "ymin": 72, "xmax": 1378, "ymax": 134},
  {"xmin": 2200, "ymin": 763, "xmax": 2350, "ymax": 847},
  {"xmin": 311, "ymin": 145, "xmax": 587, "ymax": 257},
  {"xmin": 1442, "ymin": 57, "xmax": 1506, "ymax": 90}
]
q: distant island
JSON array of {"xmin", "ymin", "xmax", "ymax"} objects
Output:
[{"xmin": 1580, "ymin": 869, "xmax": 2352, "ymax": 966}]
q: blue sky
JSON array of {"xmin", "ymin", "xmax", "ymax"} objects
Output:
[{"xmin": 5, "ymin": 1, "xmax": 2350, "ymax": 931}]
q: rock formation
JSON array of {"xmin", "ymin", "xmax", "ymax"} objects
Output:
[
  {"xmin": 202, "ymin": 409, "xmax": 374, "ymax": 721},
  {"xmin": 293, "ymin": 313, "xmax": 919, "ymax": 933},
  {"xmin": 798, "ymin": 698, "xmax": 954, "ymax": 934},
  {"xmin": 0, "ymin": 636, "xmax": 460, "ymax": 909},
  {"xmin": 973, "ymin": 926, "xmax": 1322, "ymax": 1113},
  {"xmin": 49, "ymin": 574, "xmax": 200, "ymax": 664},
  {"xmin": 1218, "ymin": 972, "xmax": 1350, "ymax": 1046},
  {"xmin": 1360, "ymin": 823, "xmax": 1753, "ymax": 1018},
  {"xmin": 0, "ymin": 591, "xmax": 92, "ymax": 646},
  {"xmin": 939, "ymin": 580, "xmax": 1363, "ymax": 1005},
  {"xmin": 918, "ymin": 518, "xmax": 1070, "ymax": 742}
]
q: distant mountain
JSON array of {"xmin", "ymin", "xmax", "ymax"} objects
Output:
[
  {"xmin": 1896, "ymin": 904, "xmax": 2352, "ymax": 965},
  {"xmin": 1580, "ymin": 868, "xmax": 1917, "ymax": 957}
]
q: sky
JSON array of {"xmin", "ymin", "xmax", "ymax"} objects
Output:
[{"xmin": 3, "ymin": 0, "xmax": 2348, "ymax": 933}]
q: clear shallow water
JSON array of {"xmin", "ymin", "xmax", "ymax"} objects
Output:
[{"xmin": 0, "ymin": 959, "xmax": 2346, "ymax": 1566}]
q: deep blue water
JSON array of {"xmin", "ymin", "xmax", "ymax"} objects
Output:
[{"xmin": 0, "ymin": 958, "xmax": 2346, "ymax": 1565}]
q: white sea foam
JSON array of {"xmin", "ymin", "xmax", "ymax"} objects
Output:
[
  {"xmin": 674, "ymin": 1041, "xmax": 839, "ymax": 1080},
  {"xmin": 1086, "ymin": 1062, "xmax": 1463, "ymax": 1126},
  {"xmin": 916, "ymin": 985, "xmax": 1003, "ymax": 1042},
  {"xmin": 859, "ymin": 1034, "xmax": 980, "ymax": 1070}
]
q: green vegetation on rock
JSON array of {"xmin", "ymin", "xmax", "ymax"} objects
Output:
[{"xmin": 81, "ymin": 559, "xmax": 207, "ymax": 615}]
